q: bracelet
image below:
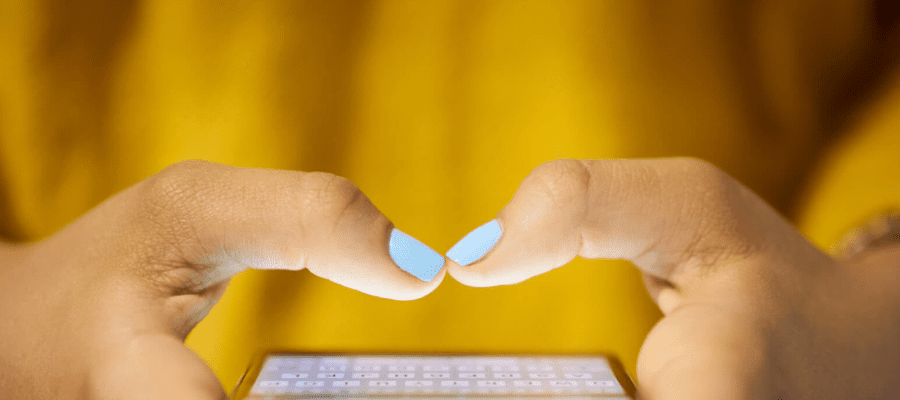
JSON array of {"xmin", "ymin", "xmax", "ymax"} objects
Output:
[{"xmin": 832, "ymin": 210, "xmax": 900, "ymax": 259}]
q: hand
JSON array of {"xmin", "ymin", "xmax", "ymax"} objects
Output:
[
  {"xmin": 447, "ymin": 158, "xmax": 900, "ymax": 399},
  {"xmin": 0, "ymin": 160, "xmax": 446, "ymax": 399}
]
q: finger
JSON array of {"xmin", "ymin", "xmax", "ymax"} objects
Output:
[
  {"xmin": 92, "ymin": 333, "xmax": 226, "ymax": 400},
  {"xmin": 447, "ymin": 158, "xmax": 833, "ymax": 294},
  {"xmin": 54, "ymin": 160, "xmax": 444, "ymax": 318},
  {"xmin": 641, "ymin": 272, "xmax": 682, "ymax": 315},
  {"xmin": 635, "ymin": 304, "xmax": 773, "ymax": 400},
  {"xmin": 45, "ymin": 160, "xmax": 444, "ymax": 400}
]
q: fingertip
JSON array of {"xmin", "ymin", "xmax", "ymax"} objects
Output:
[
  {"xmin": 420, "ymin": 266, "xmax": 449, "ymax": 293},
  {"xmin": 446, "ymin": 259, "xmax": 498, "ymax": 288},
  {"xmin": 446, "ymin": 219, "xmax": 503, "ymax": 266},
  {"xmin": 387, "ymin": 267, "xmax": 448, "ymax": 301},
  {"xmin": 306, "ymin": 224, "xmax": 447, "ymax": 301},
  {"xmin": 388, "ymin": 228, "xmax": 445, "ymax": 282},
  {"xmin": 447, "ymin": 215, "xmax": 574, "ymax": 288},
  {"xmin": 430, "ymin": 266, "xmax": 449, "ymax": 284}
]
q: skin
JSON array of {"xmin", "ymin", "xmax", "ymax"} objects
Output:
[
  {"xmin": 448, "ymin": 158, "xmax": 900, "ymax": 399},
  {"xmin": 1, "ymin": 158, "xmax": 898, "ymax": 399},
  {"xmin": 0, "ymin": 160, "xmax": 445, "ymax": 399}
]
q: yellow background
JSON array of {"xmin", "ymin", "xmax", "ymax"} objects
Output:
[{"xmin": 1, "ymin": 0, "xmax": 898, "ymax": 392}]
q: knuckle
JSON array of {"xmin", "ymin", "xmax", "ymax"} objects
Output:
[
  {"xmin": 665, "ymin": 158, "xmax": 737, "ymax": 217},
  {"xmin": 297, "ymin": 172, "xmax": 366, "ymax": 222},
  {"xmin": 674, "ymin": 157, "xmax": 733, "ymax": 193},
  {"xmin": 668, "ymin": 158, "xmax": 755, "ymax": 268},
  {"xmin": 132, "ymin": 161, "xmax": 219, "ymax": 276},
  {"xmin": 525, "ymin": 159, "xmax": 590, "ymax": 203},
  {"xmin": 143, "ymin": 160, "xmax": 216, "ymax": 213}
]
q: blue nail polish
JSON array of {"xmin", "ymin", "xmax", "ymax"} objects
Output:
[
  {"xmin": 389, "ymin": 228, "xmax": 445, "ymax": 281},
  {"xmin": 446, "ymin": 219, "xmax": 502, "ymax": 266}
]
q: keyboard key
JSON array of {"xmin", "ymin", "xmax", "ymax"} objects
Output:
[
  {"xmin": 441, "ymin": 380, "xmax": 470, "ymax": 387},
  {"xmin": 318, "ymin": 373, "xmax": 344, "ymax": 379},
  {"xmin": 254, "ymin": 387, "xmax": 286, "ymax": 395},
  {"xmin": 582, "ymin": 364, "xmax": 610, "ymax": 372},
  {"xmin": 586, "ymin": 380, "xmax": 617, "ymax": 387},
  {"xmin": 280, "ymin": 373, "xmax": 308, "ymax": 379},
  {"xmin": 282, "ymin": 365, "xmax": 311, "ymax": 371},
  {"xmin": 458, "ymin": 373, "xmax": 486, "ymax": 379},
  {"xmin": 352, "ymin": 373, "xmax": 379, "ymax": 379},
  {"xmin": 494, "ymin": 372, "xmax": 522, "ymax": 379},
  {"xmin": 258, "ymin": 381, "xmax": 288, "ymax": 387}
]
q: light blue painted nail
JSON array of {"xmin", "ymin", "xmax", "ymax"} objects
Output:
[
  {"xmin": 446, "ymin": 219, "xmax": 502, "ymax": 266},
  {"xmin": 388, "ymin": 228, "xmax": 445, "ymax": 282}
]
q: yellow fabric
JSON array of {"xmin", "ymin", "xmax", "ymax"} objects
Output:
[
  {"xmin": 796, "ymin": 66, "xmax": 900, "ymax": 248},
  {"xmin": 0, "ymin": 0, "xmax": 893, "ymax": 392}
]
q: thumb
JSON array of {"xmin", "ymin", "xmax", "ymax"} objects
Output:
[
  {"xmin": 446, "ymin": 158, "xmax": 832, "ymax": 311},
  {"xmin": 32, "ymin": 160, "xmax": 446, "ymax": 399}
]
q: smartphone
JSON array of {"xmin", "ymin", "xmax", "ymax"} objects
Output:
[{"xmin": 229, "ymin": 352, "xmax": 637, "ymax": 399}]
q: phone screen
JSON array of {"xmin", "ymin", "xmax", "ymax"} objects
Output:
[{"xmin": 231, "ymin": 353, "xmax": 636, "ymax": 399}]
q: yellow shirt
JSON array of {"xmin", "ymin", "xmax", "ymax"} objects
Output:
[{"xmin": 1, "ymin": 0, "xmax": 897, "ymax": 391}]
